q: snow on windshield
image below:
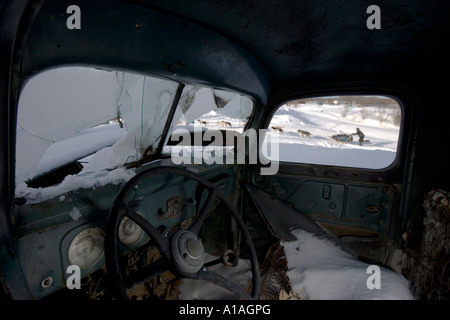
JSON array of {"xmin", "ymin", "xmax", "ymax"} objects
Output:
[
  {"xmin": 16, "ymin": 67, "xmax": 181, "ymax": 182},
  {"xmin": 15, "ymin": 67, "xmax": 180, "ymax": 200},
  {"xmin": 15, "ymin": 66, "xmax": 254, "ymax": 202},
  {"xmin": 16, "ymin": 67, "xmax": 122, "ymax": 182}
]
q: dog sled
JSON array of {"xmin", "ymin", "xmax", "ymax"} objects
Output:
[{"xmin": 331, "ymin": 134, "xmax": 369, "ymax": 144}]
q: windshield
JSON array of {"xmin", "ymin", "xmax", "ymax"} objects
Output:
[{"xmin": 15, "ymin": 66, "xmax": 253, "ymax": 201}]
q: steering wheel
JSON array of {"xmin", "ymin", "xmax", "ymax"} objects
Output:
[{"xmin": 105, "ymin": 166, "xmax": 261, "ymax": 300}]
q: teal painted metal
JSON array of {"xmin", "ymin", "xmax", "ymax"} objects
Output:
[{"xmin": 20, "ymin": 0, "xmax": 271, "ymax": 106}]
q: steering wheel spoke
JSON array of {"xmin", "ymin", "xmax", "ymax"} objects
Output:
[{"xmin": 189, "ymin": 187, "xmax": 217, "ymax": 235}]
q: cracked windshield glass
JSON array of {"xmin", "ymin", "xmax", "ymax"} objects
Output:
[{"xmin": 15, "ymin": 66, "xmax": 253, "ymax": 201}]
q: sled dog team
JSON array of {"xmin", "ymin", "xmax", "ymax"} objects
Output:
[{"xmin": 186, "ymin": 121, "xmax": 366, "ymax": 144}]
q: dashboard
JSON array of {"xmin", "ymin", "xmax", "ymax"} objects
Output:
[{"xmin": 13, "ymin": 160, "xmax": 237, "ymax": 299}]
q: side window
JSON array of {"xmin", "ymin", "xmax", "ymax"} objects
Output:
[
  {"xmin": 167, "ymin": 86, "xmax": 253, "ymax": 136},
  {"xmin": 265, "ymin": 95, "xmax": 402, "ymax": 169},
  {"xmin": 163, "ymin": 86, "xmax": 254, "ymax": 162}
]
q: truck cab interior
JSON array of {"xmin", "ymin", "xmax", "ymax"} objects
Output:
[{"xmin": 1, "ymin": 0, "xmax": 449, "ymax": 301}]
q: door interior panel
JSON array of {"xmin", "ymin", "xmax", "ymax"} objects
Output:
[{"xmin": 245, "ymin": 169, "xmax": 398, "ymax": 262}]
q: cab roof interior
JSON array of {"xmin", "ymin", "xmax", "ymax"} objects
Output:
[
  {"xmin": 16, "ymin": 0, "xmax": 450, "ymax": 103},
  {"xmin": 136, "ymin": 0, "xmax": 450, "ymax": 101}
]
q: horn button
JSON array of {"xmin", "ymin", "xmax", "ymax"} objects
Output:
[{"xmin": 171, "ymin": 230, "xmax": 205, "ymax": 273}]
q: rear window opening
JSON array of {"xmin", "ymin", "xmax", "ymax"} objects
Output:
[{"xmin": 264, "ymin": 95, "xmax": 402, "ymax": 169}]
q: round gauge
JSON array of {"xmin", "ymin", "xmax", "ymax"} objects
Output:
[
  {"xmin": 67, "ymin": 227, "xmax": 105, "ymax": 269},
  {"xmin": 118, "ymin": 212, "xmax": 144, "ymax": 245}
]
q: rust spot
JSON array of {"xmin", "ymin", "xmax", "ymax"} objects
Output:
[
  {"xmin": 165, "ymin": 196, "xmax": 183, "ymax": 219},
  {"xmin": 365, "ymin": 205, "xmax": 380, "ymax": 214}
]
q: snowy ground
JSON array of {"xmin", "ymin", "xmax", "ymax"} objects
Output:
[{"xmin": 268, "ymin": 102, "xmax": 400, "ymax": 169}]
